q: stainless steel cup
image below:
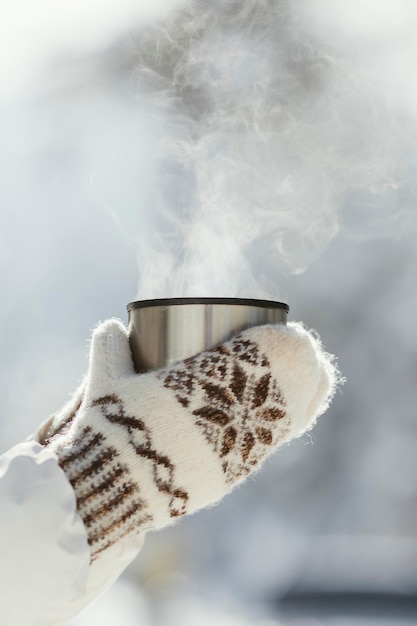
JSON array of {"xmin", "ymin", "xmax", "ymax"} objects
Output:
[{"xmin": 127, "ymin": 297, "xmax": 289, "ymax": 373}]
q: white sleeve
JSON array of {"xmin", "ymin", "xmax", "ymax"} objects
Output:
[{"xmin": 0, "ymin": 441, "xmax": 144, "ymax": 626}]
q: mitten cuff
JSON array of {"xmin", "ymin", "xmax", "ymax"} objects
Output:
[{"xmin": 49, "ymin": 425, "xmax": 151, "ymax": 561}]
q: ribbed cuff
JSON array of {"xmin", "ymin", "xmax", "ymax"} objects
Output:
[{"xmin": 52, "ymin": 426, "xmax": 152, "ymax": 561}]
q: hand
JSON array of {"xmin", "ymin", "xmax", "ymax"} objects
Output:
[{"xmin": 45, "ymin": 319, "xmax": 339, "ymax": 562}]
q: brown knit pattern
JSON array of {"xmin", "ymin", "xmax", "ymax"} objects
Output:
[
  {"xmin": 55, "ymin": 394, "xmax": 190, "ymax": 560},
  {"xmin": 52, "ymin": 335, "xmax": 288, "ymax": 559},
  {"xmin": 56, "ymin": 423, "xmax": 150, "ymax": 560},
  {"xmin": 91, "ymin": 395, "xmax": 189, "ymax": 519},
  {"xmin": 161, "ymin": 336, "xmax": 290, "ymax": 484}
]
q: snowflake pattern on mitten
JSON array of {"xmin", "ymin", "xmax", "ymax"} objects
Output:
[{"xmin": 161, "ymin": 336, "xmax": 290, "ymax": 484}]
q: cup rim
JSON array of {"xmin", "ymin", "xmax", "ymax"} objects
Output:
[{"xmin": 127, "ymin": 297, "xmax": 289, "ymax": 312}]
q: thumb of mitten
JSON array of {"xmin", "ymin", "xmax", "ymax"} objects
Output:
[{"xmin": 87, "ymin": 319, "xmax": 135, "ymax": 395}]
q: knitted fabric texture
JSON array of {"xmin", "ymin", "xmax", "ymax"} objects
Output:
[{"xmin": 47, "ymin": 319, "xmax": 338, "ymax": 562}]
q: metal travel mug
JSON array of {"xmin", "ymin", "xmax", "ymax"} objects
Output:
[{"xmin": 127, "ymin": 297, "xmax": 289, "ymax": 373}]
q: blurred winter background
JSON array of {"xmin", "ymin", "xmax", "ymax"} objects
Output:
[{"xmin": 1, "ymin": 0, "xmax": 417, "ymax": 624}]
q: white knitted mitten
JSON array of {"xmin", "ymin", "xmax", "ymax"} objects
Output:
[{"xmin": 46, "ymin": 319, "xmax": 338, "ymax": 561}]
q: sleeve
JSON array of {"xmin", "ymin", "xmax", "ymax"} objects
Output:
[{"xmin": 0, "ymin": 441, "xmax": 144, "ymax": 626}]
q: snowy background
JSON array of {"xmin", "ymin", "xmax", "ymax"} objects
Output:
[{"xmin": 1, "ymin": 1, "xmax": 417, "ymax": 625}]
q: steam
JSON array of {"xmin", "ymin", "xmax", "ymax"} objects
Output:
[
  {"xmin": 0, "ymin": 0, "xmax": 186, "ymax": 99},
  {"xmin": 105, "ymin": 0, "xmax": 417, "ymax": 299}
]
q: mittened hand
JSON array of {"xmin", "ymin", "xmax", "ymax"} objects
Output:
[{"xmin": 46, "ymin": 319, "xmax": 339, "ymax": 562}]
